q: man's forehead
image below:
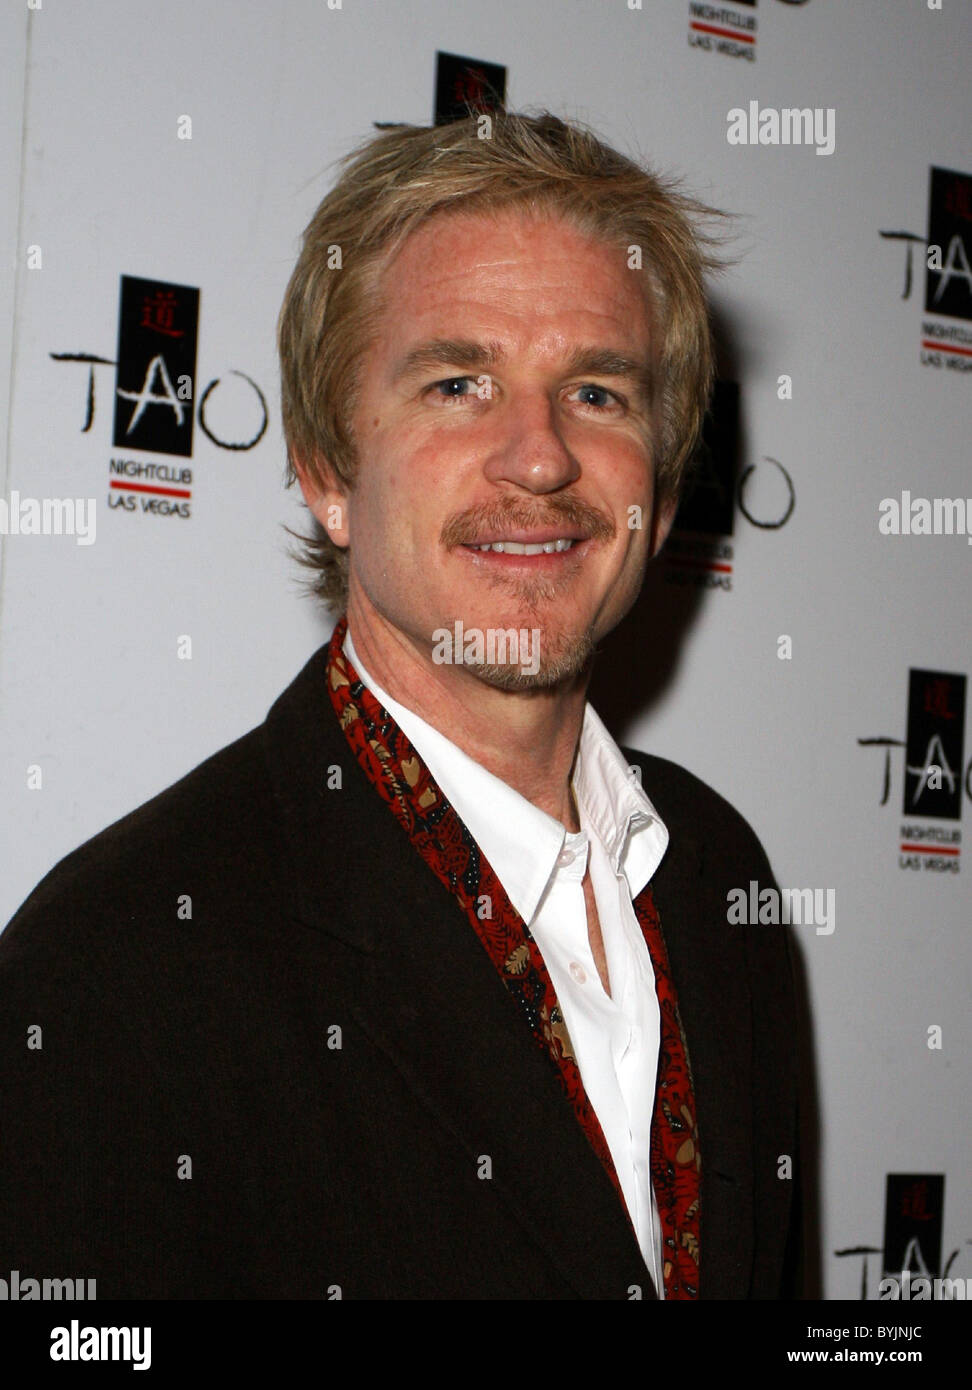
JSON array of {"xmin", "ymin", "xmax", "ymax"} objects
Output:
[
  {"xmin": 376, "ymin": 206, "xmax": 640, "ymax": 306},
  {"xmin": 372, "ymin": 208, "xmax": 656, "ymax": 375}
]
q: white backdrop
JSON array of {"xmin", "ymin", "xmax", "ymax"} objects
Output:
[{"xmin": 2, "ymin": 0, "xmax": 969, "ymax": 1300}]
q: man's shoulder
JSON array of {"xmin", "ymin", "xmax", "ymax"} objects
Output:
[
  {"xmin": 1, "ymin": 721, "xmax": 277, "ymax": 963},
  {"xmin": 2, "ymin": 644, "xmax": 337, "ymax": 963},
  {"xmin": 622, "ymin": 745, "xmax": 768, "ymax": 857}
]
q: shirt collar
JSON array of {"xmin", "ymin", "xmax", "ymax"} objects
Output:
[
  {"xmin": 343, "ymin": 626, "xmax": 669, "ymax": 921},
  {"xmin": 573, "ymin": 702, "xmax": 669, "ymax": 898}
]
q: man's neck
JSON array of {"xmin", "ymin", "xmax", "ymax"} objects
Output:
[{"xmin": 344, "ymin": 605, "xmax": 589, "ymax": 830}]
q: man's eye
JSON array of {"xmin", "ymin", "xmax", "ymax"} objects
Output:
[
  {"xmin": 425, "ymin": 378, "xmax": 622, "ymax": 409},
  {"xmin": 572, "ymin": 384, "xmax": 620, "ymax": 410},
  {"xmin": 429, "ymin": 376, "xmax": 480, "ymax": 401}
]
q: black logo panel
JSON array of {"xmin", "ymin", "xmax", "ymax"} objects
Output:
[{"xmin": 113, "ymin": 275, "xmax": 199, "ymax": 457}]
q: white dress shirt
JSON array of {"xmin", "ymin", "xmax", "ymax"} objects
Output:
[{"xmin": 344, "ymin": 626, "xmax": 672, "ymax": 1296}]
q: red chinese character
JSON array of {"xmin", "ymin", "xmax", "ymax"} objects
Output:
[
  {"xmin": 454, "ymin": 68, "xmax": 487, "ymax": 110},
  {"xmin": 901, "ymin": 1181, "xmax": 933, "ymax": 1221},
  {"xmin": 945, "ymin": 178, "xmax": 972, "ymax": 223},
  {"xmin": 923, "ymin": 679, "xmax": 956, "ymax": 720},
  {"xmin": 140, "ymin": 290, "xmax": 184, "ymax": 339}
]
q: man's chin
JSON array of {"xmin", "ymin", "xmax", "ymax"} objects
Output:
[{"xmin": 456, "ymin": 627, "xmax": 597, "ymax": 694}]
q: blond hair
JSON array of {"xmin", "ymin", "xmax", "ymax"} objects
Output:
[{"xmin": 277, "ymin": 109, "xmax": 728, "ymax": 610}]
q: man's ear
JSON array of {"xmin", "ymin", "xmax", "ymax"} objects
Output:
[
  {"xmin": 293, "ymin": 454, "xmax": 350, "ymax": 548},
  {"xmin": 649, "ymin": 492, "xmax": 679, "ymax": 559}
]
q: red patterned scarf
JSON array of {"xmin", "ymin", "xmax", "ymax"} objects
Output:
[{"xmin": 325, "ymin": 617, "xmax": 701, "ymax": 1298}]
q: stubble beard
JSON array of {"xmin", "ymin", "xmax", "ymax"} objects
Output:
[
  {"xmin": 468, "ymin": 634, "xmax": 596, "ymax": 693},
  {"xmin": 439, "ymin": 495, "xmax": 618, "ymax": 692},
  {"xmin": 447, "ymin": 572, "xmax": 599, "ymax": 694}
]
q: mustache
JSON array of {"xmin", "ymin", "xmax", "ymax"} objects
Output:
[{"xmin": 441, "ymin": 495, "xmax": 616, "ymax": 548}]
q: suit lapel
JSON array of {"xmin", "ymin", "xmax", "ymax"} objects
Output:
[
  {"xmin": 263, "ymin": 647, "xmax": 655, "ymax": 1299},
  {"xmin": 638, "ymin": 754, "xmax": 755, "ymax": 1299}
]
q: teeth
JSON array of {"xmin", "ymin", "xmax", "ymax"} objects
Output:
[{"xmin": 472, "ymin": 538, "xmax": 576, "ymax": 555}]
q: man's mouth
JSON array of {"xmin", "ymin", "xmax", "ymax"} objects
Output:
[{"xmin": 467, "ymin": 538, "xmax": 578, "ymax": 555}]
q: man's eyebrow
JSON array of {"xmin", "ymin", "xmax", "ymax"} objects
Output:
[
  {"xmin": 562, "ymin": 346, "xmax": 655, "ymax": 401},
  {"xmin": 390, "ymin": 338, "xmax": 655, "ymax": 401},
  {"xmin": 390, "ymin": 338, "xmax": 503, "ymax": 383}
]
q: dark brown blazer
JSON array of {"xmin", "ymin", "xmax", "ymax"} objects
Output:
[{"xmin": 0, "ymin": 644, "xmax": 800, "ymax": 1299}]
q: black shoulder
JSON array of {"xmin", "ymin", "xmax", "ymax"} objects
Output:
[
  {"xmin": 621, "ymin": 746, "xmax": 772, "ymax": 871},
  {"xmin": 0, "ymin": 721, "xmax": 278, "ymax": 963}
]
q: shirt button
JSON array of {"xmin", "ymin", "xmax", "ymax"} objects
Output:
[
  {"xmin": 569, "ymin": 961, "xmax": 587, "ymax": 984},
  {"xmin": 556, "ymin": 848, "xmax": 575, "ymax": 868}
]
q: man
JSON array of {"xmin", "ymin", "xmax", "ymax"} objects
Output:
[{"xmin": 0, "ymin": 111, "xmax": 799, "ymax": 1299}]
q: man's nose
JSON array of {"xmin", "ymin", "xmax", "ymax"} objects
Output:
[{"xmin": 480, "ymin": 389, "xmax": 581, "ymax": 494}]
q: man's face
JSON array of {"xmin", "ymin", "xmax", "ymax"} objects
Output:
[{"xmin": 303, "ymin": 207, "xmax": 676, "ymax": 690}]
